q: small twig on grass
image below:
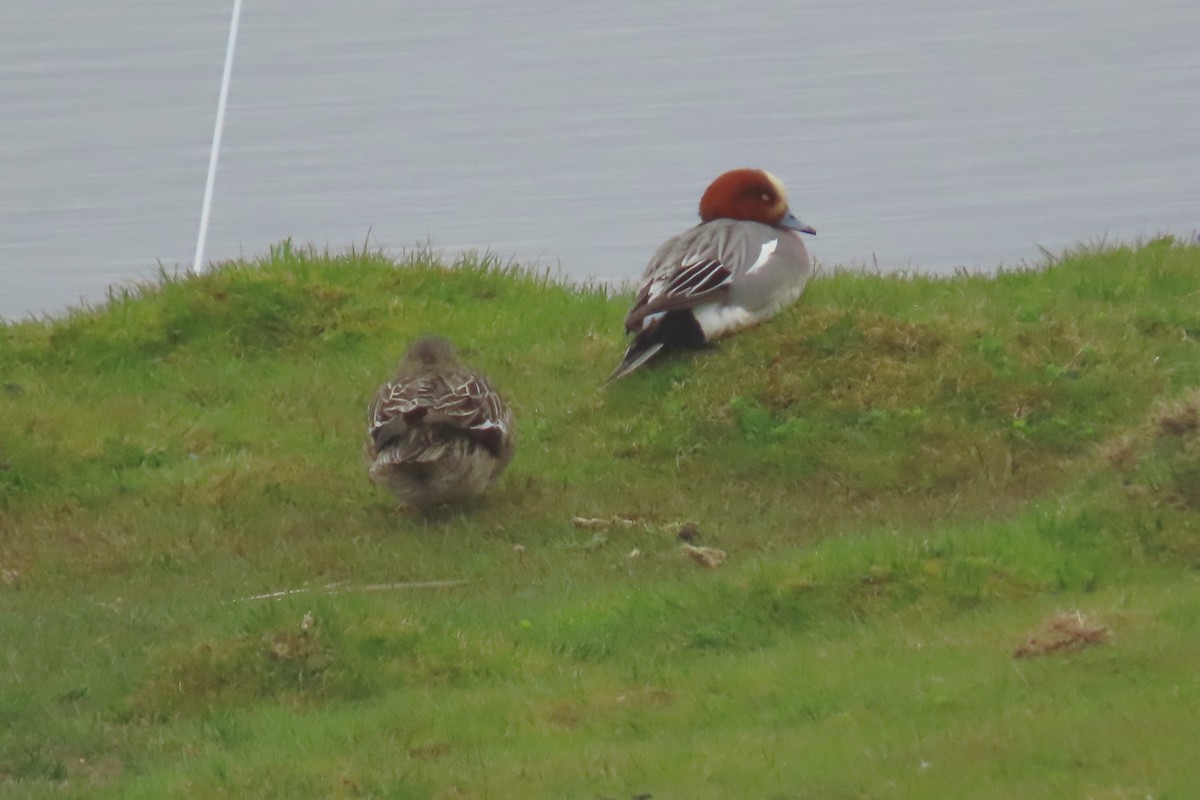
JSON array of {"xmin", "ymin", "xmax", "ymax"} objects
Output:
[
  {"xmin": 681, "ymin": 544, "xmax": 727, "ymax": 568},
  {"xmin": 227, "ymin": 579, "xmax": 471, "ymax": 604},
  {"xmin": 570, "ymin": 515, "xmax": 638, "ymax": 530}
]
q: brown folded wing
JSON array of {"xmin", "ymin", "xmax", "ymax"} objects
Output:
[{"xmin": 369, "ymin": 370, "xmax": 511, "ymax": 459}]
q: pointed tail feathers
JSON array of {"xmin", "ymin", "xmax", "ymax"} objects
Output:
[{"xmin": 604, "ymin": 340, "xmax": 665, "ymax": 384}]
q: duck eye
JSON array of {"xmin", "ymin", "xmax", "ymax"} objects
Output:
[{"xmin": 760, "ymin": 192, "xmax": 771, "ymax": 202}]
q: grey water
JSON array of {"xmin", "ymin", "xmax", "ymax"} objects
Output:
[{"xmin": 2, "ymin": 0, "xmax": 1198, "ymax": 320}]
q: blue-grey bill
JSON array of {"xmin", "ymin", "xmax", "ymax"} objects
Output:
[{"xmin": 780, "ymin": 209, "xmax": 816, "ymax": 235}]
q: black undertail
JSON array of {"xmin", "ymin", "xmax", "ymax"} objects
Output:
[
  {"xmin": 650, "ymin": 310, "xmax": 707, "ymax": 349},
  {"xmin": 606, "ymin": 310, "xmax": 707, "ymax": 383}
]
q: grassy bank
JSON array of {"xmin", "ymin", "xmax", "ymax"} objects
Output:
[{"xmin": 2, "ymin": 238, "xmax": 1199, "ymax": 798}]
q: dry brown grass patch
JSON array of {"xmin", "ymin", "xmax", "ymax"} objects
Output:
[
  {"xmin": 1156, "ymin": 394, "xmax": 1200, "ymax": 437},
  {"xmin": 1013, "ymin": 611, "xmax": 1109, "ymax": 658}
]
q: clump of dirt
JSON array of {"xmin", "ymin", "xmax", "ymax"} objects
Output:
[
  {"xmin": 1013, "ymin": 611, "xmax": 1109, "ymax": 658},
  {"xmin": 1157, "ymin": 401, "xmax": 1199, "ymax": 437}
]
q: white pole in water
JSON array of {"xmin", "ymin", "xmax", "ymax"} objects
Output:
[{"xmin": 192, "ymin": 0, "xmax": 244, "ymax": 274}]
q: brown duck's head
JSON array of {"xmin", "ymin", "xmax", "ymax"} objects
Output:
[{"xmin": 404, "ymin": 335, "xmax": 459, "ymax": 366}]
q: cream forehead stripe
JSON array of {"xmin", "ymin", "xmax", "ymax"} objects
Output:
[{"xmin": 761, "ymin": 170, "xmax": 789, "ymax": 204}]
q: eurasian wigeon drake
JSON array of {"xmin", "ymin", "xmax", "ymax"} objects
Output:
[
  {"xmin": 366, "ymin": 336, "xmax": 515, "ymax": 510},
  {"xmin": 606, "ymin": 168, "xmax": 817, "ymax": 382}
]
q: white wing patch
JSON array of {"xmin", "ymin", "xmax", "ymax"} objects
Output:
[{"xmin": 745, "ymin": 238, "xmax": 778, "ymax": 275}]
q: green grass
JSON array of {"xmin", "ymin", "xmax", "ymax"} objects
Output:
[{"xmin": 2, "ymin": 236, "xmax": 1199, "ymax": 798}]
